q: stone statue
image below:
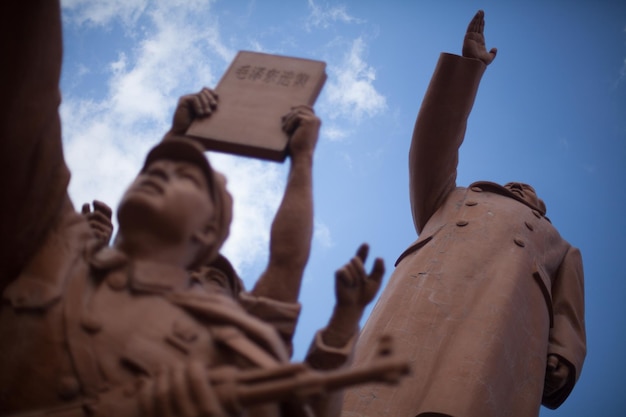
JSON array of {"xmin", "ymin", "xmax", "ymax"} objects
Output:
[
  {"xmin": 342, "ymin": 10, "xmax": 586, "ymax": 417},
  {"xmin": 0, "ymin": 2, "xmax": 407, "ymax": 416}
]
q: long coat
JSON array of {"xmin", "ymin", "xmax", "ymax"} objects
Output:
[{"xmin": 342, "ymin": 53, "xmax": 586, "ymax": 417}]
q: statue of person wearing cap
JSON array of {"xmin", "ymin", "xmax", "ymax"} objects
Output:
[
  {"xmin": 0, "ymin": 1, "xmax": 387, "ymax": 416},
  {"xmin": 74, "ymin": 85, "xmax": 385, "ymax": 416},
  {"xmin": 342, "ymin": 10, "xmax": 586, "ymax": 417}
]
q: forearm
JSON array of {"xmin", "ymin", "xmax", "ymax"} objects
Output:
[
  {"xmin": 0, "ymin": 0, "xmax": 70, "ymax": 284},
  {"xmin": 252, "ymin": 152, "xmax": 314, "ymax": 302},
  {"xmin": 321, "ymin": 306, "xmax": 362, "ymax": 348},
  {"xmin": 409, "ymin": 53, "xmax": 486, "ymax": 233}
]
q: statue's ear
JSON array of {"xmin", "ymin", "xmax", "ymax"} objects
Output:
[{"xmin": 192, "ymin": 223, "xmax": 217, "ymax": 247}]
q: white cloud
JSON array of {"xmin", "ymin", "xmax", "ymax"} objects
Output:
[
  {"xmin": 306, "ymin": 0, "xmax": 364, "ymax": 30},
  {"xmin": 210, "ymin": 154, "xmax": 285, "ymax": 282},
  {"xmin": 322, "ymin": 124, "xmax": 351, "ymax": 142},
  {"xmin": 326, "ymin": 37, "xmax": 387, "ymax": 120},
  {"xmin": 60, "ymin": 0, "xmax": 290, "ymax": 280},
  {"xmin": 314, "ymin": 222, "xmax": 335, "ymax": 248},
  {"xmin": 61, "ymin": 0, "xmax": 149, "ymax": 27}
]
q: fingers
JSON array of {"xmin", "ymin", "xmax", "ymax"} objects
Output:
[
  {"xmin": 188, "ymin": 361, "xmax": 224, "ymax": 416},
  {"xmin": 198, "ymin": 87, "xmax": 218, "ymax": 115},
  {"xmin": 81, "ymin": 203, "xmax": 90, "ymax": 215},
  {"xmin": 338, "ymin": 246, "xmax": 383, "ymax": 288},
  {"xmin": 355, "ymin": 243, "xmax": 369, "ymax": 263},
  {"xmin": 281, "ymin": 105, "xmax": 316, "ymax": 135},
  {"xmin": 87, "ymin": 210, "xmax": 111, "ymax": 226},
  {"xmin": 467, "ymin": 10, "xmax": 484, "ymax": 34},
  {"xmin": 369, "ymin": 258, "xmax": 385, "ymax": 284},
  {"xmin": 171, "ymin": 366, "xmax": 196, "ymax": 417},
  {"xmin": 155, "ymin": 369, "xmax": 174, "ymax": 417},
  {"xmin": 138, "ymin": 377, "xmax": 156, "ymax": 417},
  {"xmin": 179, "ymin": 87, "xmax": 219, "ymax": 119},
  {"xmin": 547, "ymin": 355, "xmax": 559, "ymax": 371},
  {"xmin": 335, "ymin": 257, "xmax": 363, "ymax": 288},
  {"xmin": 92, "ymin": 199, "xmax": 113, "ymax": 219},
  {"xmin": 138, "ymin": 363, "xmax": 225, "ymax": 417}
]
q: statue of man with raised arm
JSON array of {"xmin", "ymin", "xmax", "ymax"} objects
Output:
[{"xmin": 342, "ymin": 10, "xmax": 586, "ymax": 417}]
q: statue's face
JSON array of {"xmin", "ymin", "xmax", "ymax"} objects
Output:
[
  {"xmin": 504, "ymin": 182, "xmax": 542, "ymax": 210},
  {"xmin": 118, "ymin": 159, "xmax": 215, "ymax": 244},
  {"xmin": 190, "ymin": 266, "xmax": 236, "ymax": 298}
]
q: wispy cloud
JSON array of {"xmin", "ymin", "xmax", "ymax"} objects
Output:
[
  {"xmin": 314, "ymin": 222, "xmax": 335, "ymax": 248},
  {"xmin": 305, "ymin": 0, "xmax": 364, "ymax": 30},
  {"xmin": 326, "ymin": 37, "xmax": 387, "ymax": 120},
  {"xmin": 322, "ymin": 124, "xmax": 351, "ymax": 142},
  {"xmin": 61, "ymin": 0, "xmax": 149, "ymax": 27}
]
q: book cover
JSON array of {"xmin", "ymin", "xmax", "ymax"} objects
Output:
[{"xmin": 186, "ymin": 51, "xmax": 327, "ymax": 162}]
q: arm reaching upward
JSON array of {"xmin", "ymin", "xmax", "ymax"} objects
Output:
[
  {"xmin": 409, "ymin": 10, "xmax": 494, "ymax": 234},
  {"xmin": 251, "ymin": 106, "xmax": 320, "ymax": 303},
  {"xmin": 320, "ymin": 244, "xmax": 384, "ymax": 349},
  {"xmin": 0, "ymin": 0, "xmax": 70, "ymax": 287}
]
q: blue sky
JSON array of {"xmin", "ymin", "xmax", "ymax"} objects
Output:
[{"xmin": 59, "ymin": 1, "xmax": 626, "ymax": 415}]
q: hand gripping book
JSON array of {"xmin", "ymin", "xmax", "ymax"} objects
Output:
[{"xmin": 186, "ymin": 51, "xmax": 327, "ymax": 162}]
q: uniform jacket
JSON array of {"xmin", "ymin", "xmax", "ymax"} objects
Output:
[{"xmin": 342, "ymin": 53, "xmax": 586, "ymax": 417}]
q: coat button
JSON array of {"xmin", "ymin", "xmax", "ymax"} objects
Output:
[
  {"xmin": 525, "ymin": 221, "xmax": 534, "ymax": 231},
  {"xmin": 513, "ymin": 238, "xmax": 526, "ymax": 247},
  {"xmin": 465, "ymin": 200, "xmax": 478, "ymax": 206},
  {"xmin": 456, "ymin": 220, "xmax": 469, "ymax": 227},
  {"xmin": 57, "ymin": 375, "xmax": 81, "ymax": 400},
  {"xmin": 470, "ymin": 186, "xmax": 482, "ymax": 192}
]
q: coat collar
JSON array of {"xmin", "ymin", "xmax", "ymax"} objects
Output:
[
  {"xmin": 89, "ymin": 247, "xmax": 188, "ymax": 293},
  {"xmin": 469, "ymin": 181, "xmax": 550, "ymax": 223}
]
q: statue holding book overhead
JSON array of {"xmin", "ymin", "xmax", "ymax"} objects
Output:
[{"xmin": 0, "ymin": 1, "xmax": 406, "ymax": 416}]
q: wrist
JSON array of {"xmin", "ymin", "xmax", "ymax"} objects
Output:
[{"xmin": 289, "ymin": 148, "xmax": 315, "ymax": 163}]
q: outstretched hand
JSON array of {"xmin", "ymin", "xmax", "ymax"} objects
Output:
[
  {"xmin": 167, "ymin": 87, "xmax": 218, "ymax": 137},
  {"xmin": 335, "ymin": 243, "xmax": 385, "ymax": 309},
  {"xmin": 462, "ymin": 10, "xmax": 497, "ymax": 65},
  {"xmin": 320, "ymin": 244, "xmax": 384, "ymax": 348},
  {"xmin": 82, "ymin": 200, "xmax": 113, "ymax": 245}
]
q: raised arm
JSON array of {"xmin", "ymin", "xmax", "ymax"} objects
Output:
[
  {"xmin": 305, "ymin": 244, "xmax": 384, "ymax": 417},
  {"xmin": 409, "ymin": 10, "xmax": 495, "ymax": 234},
  {"xmin": 315, "ymin": 244, "xmax": 384, "ymax": 352},
  {"xmin": 251, "ymin": 106, "xmax": 320, "ymax": 303},
  {"xmin": 0, "ymin": 0, "xmax": 71, "ymax": 287}
]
